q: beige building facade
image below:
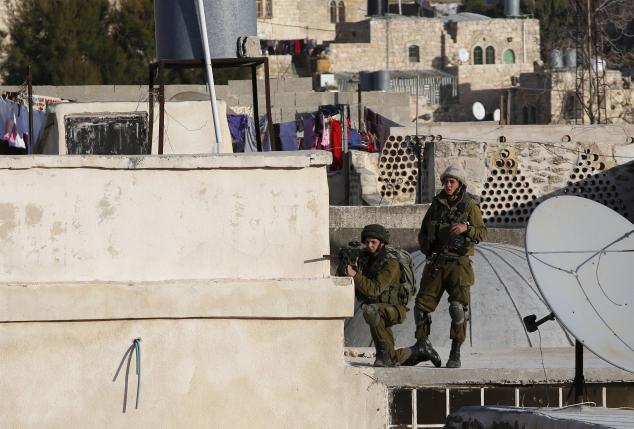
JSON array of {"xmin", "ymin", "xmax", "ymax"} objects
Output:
[
  {"xmin": 328, "ymin": 16, "xmax": 540, "ymax": 72},
  {"xmin": 511, "ymin": 69, "xmax": 634, "ymax": 125},
  {"xmin": 256, "ymin": 0, "xmax": 367, "ymax": 41}
]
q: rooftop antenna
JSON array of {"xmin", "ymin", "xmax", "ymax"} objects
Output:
[
  {"xmin": 524, "ymin": 196, "xmax": 634, "ymax": 403},
  {"xmin": 195, "ymin": 0, "xmax": 223, "ymax": 153}
]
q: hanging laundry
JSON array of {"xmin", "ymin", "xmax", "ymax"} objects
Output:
[
  {"xmin": 364, "ymin": 107, "xmax": 400, "ymax": 154},
  {"xmin": 278, "ymin": 121, "xmax": 299, "ymax": 151},
  {"xmin": 227, "ymin": 114, "xmax": 249, "ymax": 152},
  {"xmin": 302, "ymin": 116, "xmax": 315, "ymax": 150},
  {"xmin": 329, "ymin": 119, "xmax": 343, "ymax": 171},
  {"xmin": 349, "ymin": 128, "xmax": 362, "ymax": 149}
]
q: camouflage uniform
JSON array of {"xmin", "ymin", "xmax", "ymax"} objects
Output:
[
  {"xmin": 416, "ymin": 190, "xmax": 487, "ymax": 343},
  {"xmin": 353, "ymin": 249, "xmax": 407, "ymax": 366}
]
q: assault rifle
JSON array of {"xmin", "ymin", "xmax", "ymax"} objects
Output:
[{"xmin": 324, "ymin": 241, "xmax": 368, "ymax": 275}]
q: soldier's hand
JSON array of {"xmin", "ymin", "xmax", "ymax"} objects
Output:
[
  {"xmin": 450, "ymin": 223, "xmax": 468, "ymax": 236},
  {"xmin": 346, "ymin": 264, "xmax": 357, "ymax": 277}
]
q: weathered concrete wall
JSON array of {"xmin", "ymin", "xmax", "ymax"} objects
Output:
[
  {"xmin": 377, "ymin": 124, "xmax": 634, "ymax": 228},
  {"xmin": 3, "ymin": 81, "xmax": 410, "ymax": 128},
  {"xmin": 0, "ymin": 154, "xmax": 330, "ymax": 281},
  {"xmin": 37, "ymin": 101, "xmax": 233, "ymax": 155},
  {"xmin": 0, "ymin": 153, "xmax": 389, "ymax": 428}
]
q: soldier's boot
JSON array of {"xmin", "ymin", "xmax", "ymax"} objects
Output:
[
  {"xmin": 446, "ymin": 340, "xmax": 462, "ymax": 368},
  {"xmin": 374, "ymin": 340, "xmax": 397, "ymax": 367},
  {"xmin": 417, "ymin": 336, "xmax": 442, "ymax": 368}
]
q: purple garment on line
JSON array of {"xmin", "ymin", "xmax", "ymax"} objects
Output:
[
  {"xmin": 279, "ymin": 121, "xmax": 298, "ymax": 151},
  {"xmin": 227, "ymin": 114, "xmax": 249, "ymax": 152},
  {"xmin": 302, "ymin": 117, "xmax": 315, "ymax": 149}
]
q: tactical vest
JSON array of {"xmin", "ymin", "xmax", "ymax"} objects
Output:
[
  {"xmin": 360, "ymin": 246, "xmax": 416, "ymax": 306},
  {"xmin": 427, "ymin": 192, "xmax": 479, "ymax": 255}
]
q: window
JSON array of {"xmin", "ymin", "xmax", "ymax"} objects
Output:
[
  {"xmin": 486, "ymin": 46, "xmax": 495, "ymax": 64},
  {"xmin": 330, "ymin": 1, "xmax": 337, "ymax": 23},
  {"xmin": 473, "ymin": 46, "xmax": 483, "ymax": 64},
  {"xmin": 523, "ymin": 105, "xmax": 537, "ymax": 124},
  {"xmin": 256, "ymin": 0, "xmax": 263, "ymax": 18},
  {"xmin": 504, "ymin": 49, "xmax": 516, "ymax": 64},
  {"xmin": 266, "ymin": 0, "xmax": 273, "ymax": 17},
  {"xmin": 564, "ymin": 93, "xmax": 582, "ymax": 120},
  {"xmin": 409, "ymin": 45, "xmax": 420, "ymax": 63},
  {"xmin": 338, "ymin": 1, "xmax": 346, "ymax": 22}
]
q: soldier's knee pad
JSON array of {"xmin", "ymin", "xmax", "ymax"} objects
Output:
[
  {"xmin": 414, "ymin": 308, "xmax": 431, "ymax": 327},
  {"xmin": 449, "ymin": 301, "xmax": 465, "ymax": 325},
  {"xmin": 363, "ymin": 304, "xmax": 381, "ymax": 327}
]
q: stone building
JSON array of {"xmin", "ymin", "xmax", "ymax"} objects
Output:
[
  {"xmin": 326, "ymin": 13, "xmax": 540, "ymax": 120},
  {"xmin": 256, "ymin": 0, "xmax": 367, "ymax": 42},
  {"xmin": 510, "ymin": 69, "xmax": 634, "ymax": 125}
]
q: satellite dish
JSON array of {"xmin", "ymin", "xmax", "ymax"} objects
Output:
[
  {"xmin": 525, "ymin": 196, "xmax": 634, "ymax": 373},
  {"xmin": 472, "ymin": 102, "xmax": 485, "ymax": 121},
  {"xmin": 493, "ymin": 108, "xmax": 501, "ymax": 122},
  {"xmin": 458, "ymin": 48, "xmax": 469, "ymax": 63}
]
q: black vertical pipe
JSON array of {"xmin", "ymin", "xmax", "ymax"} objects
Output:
[
  {"xmin": 575, "ymin": 340, "xmax": 585, "ymax": 404},
  {"xmin": 27, "ymin": 66, "xmax": 33, "ymax": 154},
  {"xmin": 263, "ymin": 57, "xmax": 276, "ymax": 151},
  {"xmin": 251, "ymin": 64, "xmax": 262, "ymax": 152},
  {"xmin": 148, "ymin": 63, "xmax": 155, "ymax": 154},
  {"xmin": 158, "ymin": 61, "xmax": 165, "ymax": 155}
]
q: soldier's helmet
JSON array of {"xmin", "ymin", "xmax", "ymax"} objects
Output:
[
  {"xmin": 361, "ymin": 224, "xmax": 390, "ymax": 244},
  {"xmin": 440, "ymin": 165, "xmax": 468, "ymax": 189}
]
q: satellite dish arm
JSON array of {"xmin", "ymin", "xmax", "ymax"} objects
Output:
[{"xmin": 523, "ymin": 312, "xmax": 555, "ymax": 333}]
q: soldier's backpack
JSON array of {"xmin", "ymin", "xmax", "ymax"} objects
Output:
[{"xmin": 382, "ymin": 247, "xmax": 417, "ymax": 306}]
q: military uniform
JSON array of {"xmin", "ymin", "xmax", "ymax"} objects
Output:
[
  {"xmin": 353, "ymin": 247, "xmax": 408, "ymax": 366},
  {"xmin": 416, "ymin": 190, "xmax": 487, "ymax": 343}
]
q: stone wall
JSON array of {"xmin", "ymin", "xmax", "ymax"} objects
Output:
[
  {"xmin": 512, "ymin": 69, "xmax": 634, "ymax": 125},
  {"xmin": 446, "ymin": 63, "xmax": 534, "ymax": 121},
  {"xmin": 0, "ymin": 80, "xmax": 412, "ymax": 129},
  {"xmin": 257, "ymin": 0, "xmax": 367, "ymax": 42},
  {"xmin": 348, "ymin": 124, "xmax": 634, "ymax": 229},
  {"xmin": 328, "ymin": 17, "xmax": 541, "ymax": 73}
]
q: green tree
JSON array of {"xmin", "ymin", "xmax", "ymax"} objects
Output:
[
  {"xmin": 108, "ymin": 0, "xmax": 156, "ymax": 84},
  {"xmin": 1, "ymin": 0, "xmax": 114, "ymax": 85}
]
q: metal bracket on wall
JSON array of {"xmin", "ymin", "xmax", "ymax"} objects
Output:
[{"xmin": 148, "ymin": 57, "xmax": 276, "ymax": 154}]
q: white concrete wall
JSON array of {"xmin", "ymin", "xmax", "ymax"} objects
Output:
[
  {"xmin": 37, "ymin": 101, "xmax": 233, "ymax": 155},
  {"xmin": 0, "ymin": 153, "xmax": 387, "ymax": 428}
]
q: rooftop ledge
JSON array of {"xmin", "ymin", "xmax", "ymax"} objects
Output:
[
  {"xmin": 0, "ymin": 277, "xmax": 353, "ymax": 322},
  {"xmin": 0, "ymin": 152, "xmax": 333, "ymax": 171}
]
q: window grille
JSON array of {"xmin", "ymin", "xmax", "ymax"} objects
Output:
[{"xmin": 473, "ymin": 47, "xmax": 483, "ymax": 64}]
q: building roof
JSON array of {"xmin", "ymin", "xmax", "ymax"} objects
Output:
[{"xmin": 440, "ymin": 12, "xmax": 492, "ymax": 23}]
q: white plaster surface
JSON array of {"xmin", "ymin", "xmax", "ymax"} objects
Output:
[
  {"xmin": 0, "ymin": 152, "xmax": 389, "ymax": 429},
  {"xmin": 0, "ymin": 319, "xmax": 382, "ymax": 429},
  {"xmin": 0, "ymin": 154, "xmax": 331, "ymax": 282}
]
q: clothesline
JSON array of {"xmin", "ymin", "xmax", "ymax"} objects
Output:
[{"xmin": 226, "ymin": 106, "xmax": 390, "ymax": 169}]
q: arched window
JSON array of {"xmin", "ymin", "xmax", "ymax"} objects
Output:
[
  {"xmin": 338, "ymin": 1, "xmax": 346, "ymax": 22},
  {"xmin": 486, "ymin": 46, "xmax": 495, "ymax": 64},
  {"xmin": 473, "ymin": 46, "xmax": 483, "ymax": 64},
  {"xmin": 266, "ymin": 0, "xmax": 273, "ymax": 17},
  {"xmin": 503, "ymin": 49, "xmax": 516, "ymax": 64},
  {"xmin": 330, "ymin": 1, "xmax": 337, "ymax": 23},
  {"xmin": 256, "ymin": 0, "xmax": 263, "ymax": 18},
  {"xmin": 409, "ymin": 45, "xmax": 420, "ymax": 63}
]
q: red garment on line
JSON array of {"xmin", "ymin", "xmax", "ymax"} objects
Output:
[{"xmin": 329, "ymin": 119, "xmax": 343, "ymax": 171}]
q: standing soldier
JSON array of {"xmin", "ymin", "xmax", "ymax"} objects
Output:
[
  {"xmin": 344, "ymin": 224, "xmax": 417, "ymax": 367},
  {"xmin": 401, "ymin": 165, "xmax": 487, "ymax": 368}
]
